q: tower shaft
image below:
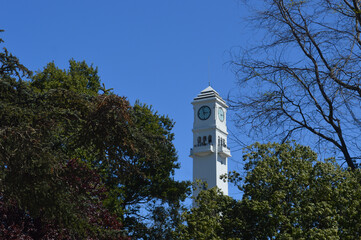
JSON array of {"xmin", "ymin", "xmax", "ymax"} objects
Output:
[{"xmin": 190, "ymin": 86, "xmax": 231, "ymax": 198}]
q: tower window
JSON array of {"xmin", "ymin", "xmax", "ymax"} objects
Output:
[
  {"xmin": 218, "ymin": 136, "xmax": 220, "ymax": 146},
  {"xmin": 203, "ymin": 136, "xmax": 207, "ymax": 145},
  {"xmin": 197, "ymin": 137, "xmax": 201, "ymax": 146},
  {"xmin": 208, "ymin": 135, "xmax": 212, "ymax": 144}
]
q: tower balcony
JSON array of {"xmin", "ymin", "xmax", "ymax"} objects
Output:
[
  {"xmin": 190, "ymin": 143, "xmax": 214, "ymax": 157},
  {"xmin": 218, "ymin": 145, "xmax": 231, "ymax": 158}
]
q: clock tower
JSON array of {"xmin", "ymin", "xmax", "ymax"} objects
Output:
[{"xmin": 190, "ymin": 86, "xmax": 231, "ymax": 198}]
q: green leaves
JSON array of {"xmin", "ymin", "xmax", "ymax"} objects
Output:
[
  {"xmin": 0, "ymin": 78, "xmax": 128, "ymax": 238},
  {"xmin": 0, "ymin": 30, "xmax": 189, "ymax": 239},
  {"xmin": 31, "ymin": 59, "xmax": 101, "ymax": 96},
  {"xmin": 236, "ymin": 142, "xmax": 361, "ymax": 239},
  {"xmin": 0, "ymin": 30, "xmax": 32, "ymax": 82},
  {"xmin": 0, "ymin": 55, "xmax": 190, "ymax": 238},
  {"xmin": 179, "ymin": 142, "xmax": 361, "ymax": 239},
  {"xmin": 177, "ymin": 188, "xmax": 242, "ymax": 240}
]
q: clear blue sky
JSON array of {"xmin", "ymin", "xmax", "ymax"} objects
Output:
[{"xmin": 1, "ymin": 0, "xmax": 254, "ymax": 200}]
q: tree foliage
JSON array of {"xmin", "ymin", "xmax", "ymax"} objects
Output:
[
  {"xmin": 0, "ymin": 70, "xmax": 127, "ymax": 239},
  {"xmin": 178, "ymin": 142, "xmax": 361, "ymax": 239},
  {"xmin": 31, "ymin": 60, "xmax": 102, "ymax": 95},
  {"xmin": 231, "ymin": 0, "xmax": 361, "ymax": 169},
  {"xmin": 0, "ymin": 30, "xmax": 189, "ymax": 239},
  {"xmin": 176, "ymin": 188, "xmax": 242, "ymax": 240},
  {"xmin": 0, "ymin": 30, "xmax": 31, "ymax": 82}
]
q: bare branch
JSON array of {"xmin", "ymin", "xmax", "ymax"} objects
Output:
[{"xmin": 231, "ymin": 0, "xmax": 361, "ymax": 169}]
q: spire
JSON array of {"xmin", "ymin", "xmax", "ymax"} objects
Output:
[{"xmin": 208, "ymin": 57, "xmax": 211, "ymax": 87}]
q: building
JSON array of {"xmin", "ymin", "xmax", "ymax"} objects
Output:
[{"xmin": 190, "ymin": 86, "xmax": 231, "ymax": 199}]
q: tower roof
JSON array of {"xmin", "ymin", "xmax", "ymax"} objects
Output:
[{"xmin": 193, "ymin": 86, "xmax": 227, "ymax": 106}]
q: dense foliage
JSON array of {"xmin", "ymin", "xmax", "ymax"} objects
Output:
[
  {"xmin": 0, "ymin": 31, "xmax": 189, "ymax": 239},
  {"xmin": 178, "ymin": 142, "xmax": 361, "ymax": 239}
]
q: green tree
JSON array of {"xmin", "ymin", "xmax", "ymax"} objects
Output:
[
  {"xmin": 0, "ymin": 29, "xmax": 31, "ymax": 82},
  {"xmin": 176, "ymin": 188, "xmax": 242, "ymax": 240},
  {"xmin": 0, "ymin": 32, "xmax": 189, "ymax": 239},
  {"xmin": 30, "ymin": 56, "xmax": 190, "ymax": 240},
  {"xmin": 0, "ymin": 77, "xmax": 127, "ymax": 239},
  {"xmin": 31, "ymin": 59, "xmax": 102, "ymax": 95},
  {"xmin": 178, "ymin": 142, "xmax": 361, "ymax": 239}
]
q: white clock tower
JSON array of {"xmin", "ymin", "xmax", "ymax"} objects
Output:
[{"xmin": 190, "ymin": 86, "xmax": 231, "ymax": 198}]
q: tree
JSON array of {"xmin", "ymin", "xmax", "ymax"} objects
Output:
[
  {"xmin": 31, "ymin": 59, "xmax": 102, "ymax": 96},
  {"xmin": 0, "ymin": 32, "xmax": 190, "ymax": 239},
  {"xmin": 230, "ymin": 0, "xmax": 361, "ymax": 169},
  {"xmin": 176, "ymin": 188, "xmax": 242, "ymax": 240},
  {"xmin": 177, "ymin": 142, "xmax": 361, "ymax": 239},
  {"xmin": 130, "ymin": 200, "xmax": 186, "ymax": 240},
  {"xmin": 74, "ymin": 95, "xmax": 190, "ymax": 238},
  {"xmin": 30, "ymin": 56, "xmax": 190, "ymax": 240},
  {"xmin": 0, "ymin": 29, "xmax": 31, "ymax": 82},
  {"xmin": 0, "ymin": 74, "xmax": 127, "ymax": 239}
]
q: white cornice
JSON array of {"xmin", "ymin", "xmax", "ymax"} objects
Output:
[{"xmin": 192, "ymin": 126, "xmax": 228, "ymax": 135}]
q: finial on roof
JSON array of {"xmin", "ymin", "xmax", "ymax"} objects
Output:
[{"xmin": 208, "ymin": 57, "xmax": 211, "ymax": 87}]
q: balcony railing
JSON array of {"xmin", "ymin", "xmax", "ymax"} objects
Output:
[
  {"xmin": 218, "ymin": 145, "xmax": 231, "ymax": 158},
  {"xmin": 190, "ymin": 144, "xmax": 214, "ymax": 157}
]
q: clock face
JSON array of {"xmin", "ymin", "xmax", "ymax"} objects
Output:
[
  {"xmin": 198, "ymin": 106, "xmax": 211, "ymax": 120},
  {"xmin": 218, "ymin": 108, "xmax": 224, "ymax": 122}
]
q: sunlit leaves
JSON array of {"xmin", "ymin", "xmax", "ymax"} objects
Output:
[{"xmin": 178, "ymin": 142, "xmax": 361, "ymax": 239}]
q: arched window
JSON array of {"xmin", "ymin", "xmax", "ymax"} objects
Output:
[
  {"xmin": 208, "ymin": 135, "xmax": 212, "ymax": 144},
  {"xmin": 197, "ymin": 136, "xmax": 201, "ymax": 146},
  {"xmin": 218, "ymin": 136, "xmax": 221, "ymax": 146},
  {"xmin": 203, "ymin": 136, "xmax": 207, "ymax": 145}
]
